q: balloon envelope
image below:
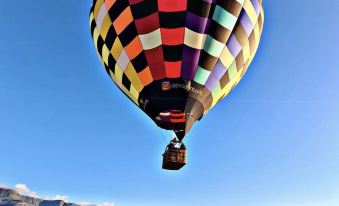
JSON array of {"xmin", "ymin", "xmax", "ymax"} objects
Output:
[{"xmin": 90, "ymin": 0, "xmax": 264, "ymax": 139}]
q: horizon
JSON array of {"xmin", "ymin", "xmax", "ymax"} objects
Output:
[{"xmin": 0, "ymin": 184, "xmax": 108, "ymax": 205}]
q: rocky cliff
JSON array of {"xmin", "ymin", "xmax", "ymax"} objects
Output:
[{"xmin": 0, "ymin": 188, "xmax": 79, "ymax": 206}]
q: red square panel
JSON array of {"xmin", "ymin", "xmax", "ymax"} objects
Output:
[
  {"xmin": 144, "ymin": 46, "xmax": 166, "ymax": 80},
  {"xmin": 158, "ymin": 0, "xmax": 187, "ymax": 12},
  {"xmin": 165, "ymin": 61, "xmax": 181, "ymax": 78},
  {"xmin": 134, "ymin": 12, "xmax": 160, "ymax": 34},
  {"xmin": 161, "ymin": 28, "xmax": 185, "ymax": 46}
]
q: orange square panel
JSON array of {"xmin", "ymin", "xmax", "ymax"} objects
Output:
[{"xmin": 113, "ymin": 7, "xmax": 133, "ymax": 34}]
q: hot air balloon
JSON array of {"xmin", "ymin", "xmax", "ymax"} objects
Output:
[{"xmin": 90, "ymin": 0, "xmax": 264, "ymax": 170}]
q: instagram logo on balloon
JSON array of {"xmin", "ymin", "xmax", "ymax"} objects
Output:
[{"xmin": 161, "ymin": 81, "xmax": 171, "ymax": 91}]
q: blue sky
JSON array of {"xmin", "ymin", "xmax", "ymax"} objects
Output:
[{"xmin": 1, "ymin": 1, "xmax": 339, "ymax": 206}]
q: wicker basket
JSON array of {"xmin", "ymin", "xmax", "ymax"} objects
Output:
[{"xmin": 162, "ymin": 147, "xmax": 187, "ymax": 170}]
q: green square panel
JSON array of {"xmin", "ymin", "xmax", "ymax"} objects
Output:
[
  {"xmin": 194, "ymin": 66, "xmax": 211, "ymax": 85},
  {"xmin": 213, "ymin": 5, "xmax": 237, "ymax": 30}
]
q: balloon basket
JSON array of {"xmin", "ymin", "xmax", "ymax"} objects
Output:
[{"xmin": 162, "ymin": 147, "xmax": 187, "ymax": 170}]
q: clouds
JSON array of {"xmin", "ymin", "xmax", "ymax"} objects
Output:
[
  {"xmin": 12, "ymin": 183, "xmax": 69, "ymax": 201},
  {"xmin": 0, "ymin": 183, "xmax": 7, "ymax": 188},
  {"xmin": 98, "ymin": 202, "xmax": 115, "ymax": 206},
  {"xmin": 15, "ymin": 184, "xmax": 30, "ymax": 193},
  {"xmin": 78, "ymin": 202, "xmax": 95, "ymax": 206},
  {"xmin": 0, "ymin": 183, "xmax": 115, "ymax": 206},
  {"xmin": 15, "ymin": 184, "xmax": 39, "ymax": 198},
  {"xmin": 54, "ymin": 195, "xmax": 69, "ymax": 202},
  {"xmin": 79, "ymin": 202, "xmax": 115, "ymax": 206}
]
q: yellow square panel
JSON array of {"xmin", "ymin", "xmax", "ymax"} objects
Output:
[
  {"xmin": 109, "ymin": 68, "xmax": 116, "ymax": 79},
  {"xmin": 124, "ymin": 63, "xmax": 144, "ymax": 92},
  {"xmin": 220, "ymin": 47, "xmax": 234, "ymax": 68},
  {"xmin": 228, "ymin": 61, "xmax": 238, "ymax": 80},
  {"xmin": 130, "ymin": 85, "xmax": 139, "ymax": 100},
  {"xmin": 94, "ymin": 0, "xmax": 105, "ymax": 19},
  {"xmin": 243, "ymin": 0, "xmax": 258, "ymax": 25},
  {"xmin": 111, "ymin": 38, "xmax": 124, "ymax": 60},
  {"xmin": 89, "ymin": 13, "xmax": 94, "ymax": 24},
  {"xmin": 102, "ymin": 44, "xmax": 110, "ymax": 65},
  {"xmin": 114, "ymin": 63, "xmax": 123, "ymax": 82},
  {"xmin": 242, "ymin": 41, "xmax": 251, "ymax": 61},
  {"xmin": 100, "ymin": 15, "xmax": 113, "ymax": 40},
  {"xmin": 92, "ymin": 29, "xmax": 100, "ymax": 49}
]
